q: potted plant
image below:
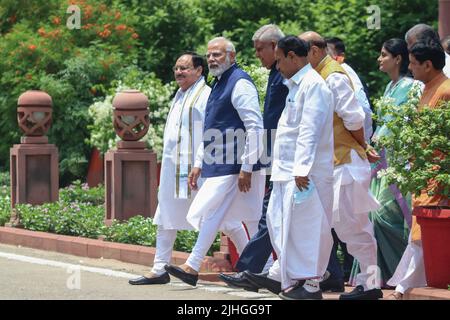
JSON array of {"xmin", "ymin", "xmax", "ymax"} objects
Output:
[{"xmin": 376, "ymin": 86, "xmax": 449, "ymax": 288}]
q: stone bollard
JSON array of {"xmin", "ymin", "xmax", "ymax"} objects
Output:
[
  {"xmin": 104, "ymin": 90, "xmax": 158, "ymax": 225},
  {"xmin": 9, "ymin": 90, "xmax": 59, "ymax": 226}
]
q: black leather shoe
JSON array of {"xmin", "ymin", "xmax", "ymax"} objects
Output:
[
  {"xmin": 128, "ymin": 273, "xmax": 170, "ymax": 285},
  {"xmin": 164, "ymin": 264, "xmax": 198, "ymax": 287},
  {"xmin": 243, "ymin": 271, "xmax": 281, "ymax": 295},
  {"xmin": 339, "ymin": 285, "xmax": 383, "ymax": 300},
  {"xmin": 319, "ymin": 277, "xmax": 345, "ymax": 292},
  {"xmin": 219, "ymin": 272, "xmax": 259, "ymax": 292},
  {"xmin": 279, "ymin": 285, "xmax": 323, "ymax": 300}
]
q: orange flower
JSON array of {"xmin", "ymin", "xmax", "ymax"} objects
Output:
[
  {"xmin": 38, "ymin": 27, "xmax": 46, "ymax": 36},
  {"xmin": 115, "ymin": 11, "xmax": 121, "ymax": 20},
  {"xmin": 28, "ymin": 44, "xmax": 37, "ymax": 51},
  {"xmin": 116, "ymin": 24, "xmax": 127, "ymax": 31},
  {"xmin": 52, "ymin": 17, "xmax": 61, "ymax": 25},
  {"xmin": 103, "ymin": 23, "xmax": 111, "ymax": 29},
  {"xmin": 98, "ymin": 29, "xmax": 111, "ymax": 38},
  {"xmin": 131, "ymin": 33, "xmax": 139, "ymax": 39}
]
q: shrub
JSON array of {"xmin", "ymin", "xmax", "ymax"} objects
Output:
[
  {"xmin": 377, "ymin": 88, "xmax": 450, "ymax": 199},
  {"xmin": 87, "ymin": 66, "xmax": 176, "ymax": 160},
  {"xmin": 59, "ymin": 180, "xmax": 104, "ymax": 206},
  {"xmin": 0, "ymin": 186, "xmax": 11, "ymax": 226}
]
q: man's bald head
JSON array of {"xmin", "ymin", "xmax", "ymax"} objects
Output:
[{"xmin": 298, "ymin": 31, "xmax": 327, "ymax": 67}]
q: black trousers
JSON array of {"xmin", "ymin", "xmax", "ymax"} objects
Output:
[{"xmin": 235, "ymin": 178, "xmax": 274, "ymax": 273}]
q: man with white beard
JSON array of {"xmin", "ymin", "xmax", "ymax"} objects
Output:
[{"xmin": 164, "ymin": 37, "xmax": 265, "ymax": 286}]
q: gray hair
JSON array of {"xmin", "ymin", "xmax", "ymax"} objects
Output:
[
  {"xmin": 208, "ymin": 37, "xmax": 236, "ymax": 53},
  {"xmin": 405, "ymin": 23, "xmax": 439, "ymax": 43},
  {"xmin": 252, "ymin": 24, "xmax": 285, "ymax": 42}
]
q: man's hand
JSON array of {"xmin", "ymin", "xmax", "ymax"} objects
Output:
[
  {"xmin": 238, "ymin": 171, "xmax": 252, "ymax": 193},
  {"xmin": 366, "ymin": 145, "xmax": 381, "ymax": 163},
  {"xmin": 188, "ymin": 167, "xmax": 201, "ymax": 191},
  {"xmin": 295, "ymin": 176, "xmax": 310, "ymax": 191}
]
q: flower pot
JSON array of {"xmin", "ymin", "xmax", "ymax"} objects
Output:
[{"xmin": 414, "ymin": 206, "xmax": 450, "ymax": 289}]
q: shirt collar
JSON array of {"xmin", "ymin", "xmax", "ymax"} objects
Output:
[{"xmin": 283, "ymin": 63, "xmax": 312, "ymax": 89}]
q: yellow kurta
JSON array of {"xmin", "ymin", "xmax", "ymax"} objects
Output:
[{"xmin": 411, "ymin": 73, "xmax": 450, "ymax": 241}]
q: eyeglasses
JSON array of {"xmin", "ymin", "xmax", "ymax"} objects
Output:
[{"xmin": 172, "ymin": 65, "xmax": 194, "ymax": 72}]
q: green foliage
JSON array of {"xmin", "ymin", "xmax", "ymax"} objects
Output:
[
  {"xmin": 0, "ymin": 185, "xmax": 11, "ymax": 226},
  {"xmin": 59, "ymin": 180, "xmax": 105, "ymax": 206},
  {"xmin": 3, "ymin": 179, "xmax": 220, "ymax": 254},
  {"xmin": 0, "ymin": 171, "xmax": 10, "ymax": 186},
  {"xmin": 0, "ymin": 0, "xmax": 439, "ymax": 186},
  {"xmin": 242, "ymin": 64, "xmax": 269, "ymax": 111},
  {"xmin": 377, "ymin": 88, "xmax": 450, "ymax": 198},
  {"xmin": 104, "ymin": 215, "xmax": 157, "ymax": 246},
  {"xmin": 87, "ymin": 66, "xmax": 176, "ymax": 160},
  {"xmin": 0, "ymin": 0, "xmax": 140, "ymax": 184}
]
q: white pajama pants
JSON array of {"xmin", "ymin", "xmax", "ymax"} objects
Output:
[
  {"xmin": 185, "ymin": 173, "xmax": 265, "ymax": 272},
  {"xmin": 387, "ymin": 236, "xmax": 426, "ymax": 294},
  {"xmin": 152, "ymin": 222, "xmax": 258, "ymax": 275}
]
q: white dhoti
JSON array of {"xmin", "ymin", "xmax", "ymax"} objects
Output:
[
  {"xmin": 332, "ymin": 150, "xmax": 380, "ymax": 289},
  {"xmin": 387, "ymin": 236, "xmax": 426, "ymax": 294},
  {"xmin": 267, "ymin": 176, "xmax": 334, "ymax": 290},
  {"xmin": 185, "ymin": 172, "xmax": 265, "ymax": 271}
]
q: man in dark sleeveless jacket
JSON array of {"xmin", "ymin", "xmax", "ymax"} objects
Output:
[
  {"xmin": 219, "ymin": 24, "xmax": 288, "ymax": 293},
  {"xmin": 164, "ymin": 37, "xmax": 265, "ymax": 286}
]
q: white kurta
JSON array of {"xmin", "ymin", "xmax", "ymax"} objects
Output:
[
  {"xmin": 444, "ymin": 52, "xmax": 450, "ymax": 78},
  {"xmin": 187, "ymin": 77, "xmax": 265, "ymax": 230},
  {"xmin": 341, "ymin": 63, "xmax": 373, "ymax": 141},
  {"xmin": 325, "ymin": 72, "xmax": 380, "ymax": 223},
  {"xmin": 153, "ymin": 77, "xmax": 211, "ymax": 230},
  {"xmin": 325, "ymin": 69, "xmax": 380, "ymax": 289},
  {"xmin": 267, "ymin": 64, "xmax": 335, "ymax": 290}
]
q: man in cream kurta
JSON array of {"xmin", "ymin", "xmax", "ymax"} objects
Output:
[
  {"xmin": 164, "ymin": 38, "xmax": 265, "ymax": 286},
  {"xmin": 129, "ymin": 52, "xmax": 248, "ymax": 285},
  {"xmin": 261, "ymin": 36, "xmax": 335, "ymax": 300},
  {"xmin": 299, "ymin": 32, "xmax": 383, "ymax": 300}
]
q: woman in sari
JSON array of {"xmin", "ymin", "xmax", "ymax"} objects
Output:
[{"xmin": 350, "ymin": 38, "xmax": 415, "ymax": 287}]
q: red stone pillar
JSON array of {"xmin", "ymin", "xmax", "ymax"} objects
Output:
[
  {"xmin": 439, "ymin": 0, "xmax": 450, "ymax": 38},
  {"xmin": 104, "ymin": 90, "xmax": 158, "ymax": 225},
  {"xmin": 9, "ymin": 91, "xmax": 59, "ymax": 226}
]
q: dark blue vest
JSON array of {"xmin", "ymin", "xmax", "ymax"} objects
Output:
[
  {"xmin": 261, "ymin": 64, "xmax": 289, "ymax": 168},
  {"xmin": 202, "ymin": 64, "xmax": 260, "ymax": 178}
]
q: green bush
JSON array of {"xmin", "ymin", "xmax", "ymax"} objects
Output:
[
  {"xmin": 377, "ymin": 91, "xmax": 450, "ymax": 198},
  {"xmin": 0, "ymin": 0, "xmax": 438, "ymax": 185},
  {"xmin": 9, "ymin": 180, "xmax": 220, "ymax": 255},
  {"xmin": 59, "ymin": 180, "xmax": 104, "ymax": 206},
  {"xmin": 87, "ymin": 66, "xmax": 176, "ymax": 160},
  {"xmin": 0, "ymin": 186, "xmax": 11, "ymax": 226}
]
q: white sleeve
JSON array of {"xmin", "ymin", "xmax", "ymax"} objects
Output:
[
  {"xmin": 292, "ymin": 82, "xmax": 332, "ymax": 177},
  {"xmin": 326, "ymin": 73, "xmax": 365, "ymax": 131},
  {"xmin": 194, "ymin": 142, "xmax": 204, "ymax": 169},
  {"xmin": 231, "ymin": 79, "xmax": 264, "ymax": 173}
]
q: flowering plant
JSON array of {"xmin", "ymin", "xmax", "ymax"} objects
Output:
[{"xmin": 376, "ymin": 85, "xmax": 449, "ymax": 199}]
